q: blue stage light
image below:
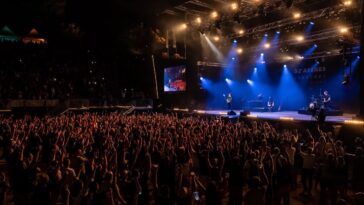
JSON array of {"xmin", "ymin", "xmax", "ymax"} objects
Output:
[
  {"xmin": 254, "ymin": 67, "xmax": 257, "ymax": 71},
  {"xmin": 200, "ymin": 77, "xmax": 204, "ymax": 81},
  {"xmin": 264, "ymin": 33, "xmax": 268, "ymax": 37},
  {"xmin": 314, "ymin": 44, "xmax": 318, "ymax": 48},
  {"xmin": 260, "ymin": 53, "xmax": 264, "ymax": 56},
  {"xmin": 310, "ymin": 22, "xmax": 314, "ymax": 25},
  {"xmin": 276, "ymin": 31, "xmax": 280, "ymax": 34},
  {"xmin": 357, "ymin": 56, "xmax": 360, "ymax": 59},
  {"xmin": 247, "ymin": 79, "xmax": 254, "ymax": 85},
  {"xmin": 233, "ymin": 39, "xmax": 237, "ymax": 43}
]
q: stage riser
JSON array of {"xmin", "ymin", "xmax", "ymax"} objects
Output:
[{"xmin": 298, "ymin": 109, "xmax": 343, "ymax": 116}]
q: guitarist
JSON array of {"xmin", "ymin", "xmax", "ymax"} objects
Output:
[
  {"xmin": 267, "ymin": 97, "xmax": 275, "ymax": 112},
  {"xmin": 223, "ymin": 93, "xmax": 233, "ymax": 110}
]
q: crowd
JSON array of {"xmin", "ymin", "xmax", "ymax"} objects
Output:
[{"xmin": 0, "ymin": 112, "xmax": 364, "ymax": 205}]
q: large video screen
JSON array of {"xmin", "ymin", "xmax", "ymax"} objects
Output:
[{"xmin": 164, "ymin": 65, "xmax": 186, "ymax": 92}]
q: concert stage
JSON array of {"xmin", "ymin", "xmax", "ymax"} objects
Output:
[{"xmin": 190, "ymin": 110, "xmax": 356, "ymax": 123}]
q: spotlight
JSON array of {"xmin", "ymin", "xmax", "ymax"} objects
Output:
[
  {"xmin": 293, "ymin": 12, "xmax": 301, "ymax": 19},
  {"xmin": 310, "ymin": 21, "xmax": 314, "ymax": 25},
  {"xmin": 233, "ymin": 39, "xmax": 237, "ymax": 43},
  {"xmin": 247, "ymin": 79, "xmax": 254, "ymax": 85},
  {"xmin": 276, "ymin": 31, "xmax": 280, "ymax": 34},
  {"xmin": 195, "ymin": 17, "xmax": 202, "ymax": 24},
  {"xmin": 357, "ymin": 56, "xmax": 360, "ymax": 59},
  {"xmin": 238, "ymin": 29, "xmax": 244, "ymax": 35},
  {"xmin": 264, "ymin": 33, "xmax": 268, "ymax": 37},
  {"xmin": 231, "ymin": 2, "xmax": 238, "ymax": 10},
  {"xmin": 232, "ymin": 57, "xmax": 236, "ymax": 61},
  {"xmin": 180, "ymin": 23, "xmax": 187, "ymax": 30},
  {"xmin": 200, "ymin": 77, "xmax": 203, "ymax": 80},
  {"xmin": 254, "ymin": 67, "xmax": 257, "ymax": 71},
  {"xmin": 211, "ymin": 11, "xmax": 218, "ymax": 19},
  {"xmin": 342, "ymin": 74, "xmax": 350, "ymax": 85},
  {"xmin": 339, "ymin": 27, "xmax": 349, "ymax": 34},
  {"xmin": 213, "ymin": 36, "xmax": 220, "ymax": 41},
  {"xmin": 314, "ymin": 44, "xmax": 318, "ymax": 48},
  {"xmin": 297, "ymin": 55, "xmax": 304, "ymax": 60},
  {"xmin": 260, "ymin": 53, "xmax": 264, "ymax": 56},
  {"xmin": 264, "ymin": 43, "xmax": 271, "ymax": 49},
  {"xmin": 296, "ymin": 35, "xmax": 304, "ymax": 42},
  {"xmin": 236, "ymin": 48, "xmax": 243, "ymax": 54},
  {"xmin": 283, "ymin": 64, "xmax": 287, "ymax": 68},
  {"xmin": 343, "ymin": 0, "xmax": 352, "ymax": 6}
]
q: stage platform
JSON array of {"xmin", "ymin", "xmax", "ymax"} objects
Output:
[{"xmin": 190, "ymin": 110, "xmax": 356, "ymax": 123}]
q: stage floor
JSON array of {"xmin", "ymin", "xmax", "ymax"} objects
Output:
[{"xmin": 193, "ymin": 110, "xmax": 356, "ymax": 123}]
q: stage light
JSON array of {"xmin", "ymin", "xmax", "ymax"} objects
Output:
[
  {"xmin": 343, "ymin": 0, "xmax": 352, "ymax": 6},
  {"xmin": 195, "ymin": 110, "xmax": 206, "ymax": 114},
  {"xmin": 233, "ymin": 39, "xmax": 237, "ymax": 43},
  {"xmin": 276, "ymin": 31, "xmax": 280, "ymax": 34},
  {"xmin": 180, "ymin": 23, "xmax": 187, "ymax": 30},
  {"xmin": 236, "ymin": 48, "xmax": 243, "ymax": 54},
  {"xmin": 247, "ymin": 79, "xmax": 254, "ymax": 85},
  {"xmin": 264, "ymin": 33, "xmax": 268, "ymax": 37},
  {"xmin": 310, "ymin": 21, "xmax": 314, "ymax": 25},
  {"xmin": 293, "ymin": 12, "xmax": 301, "ymax": 19},
  {"xmin": 232, "ymin": 57, "xmax": 236, "ymax": 61},
  {"xmin": 357, "ymin": 56, "xmax": 360, "ymax": 59},
  {"xmin": 231, "ymin": 2, "xmax": 238, "ymax": 10},
  {"xmin": 238, "ymin": 29, "xmax": 244, "ymax": 35},
  {"xmin": 282, "ymin": 55, "xmax": 294, "ymax": 61},
  {"xmin": 173, "ymin": 108, "xmax": 188, "ymax": 112},
  {"xmin": 225, "ymin": 78, "xmax": 233, "ymax": 85},
  {"xmin": 213, "ymin": 36, "xmax": 220, "ymax": 41},
  {"xmin": 342, "ymin": 73, "xmax": 350, "ymax": 85},
  {"xmin": 283, "ymin": 64, "xmax": 287, "ymax": 68},
  {"xmin": 254, "ymin": 67, "xmax": 257, "ymax": 71},
  {"xmin": 280, "ymin": 117, "xmax": 294, "ymax": 121},
  {"xmin": 344, "ymin": 120, "xmax": 364, "ymax": 125},
  {"xmin": 296, "ymin": 35, "xmax": 304, "ymax": 42},
  {"xmin": 211, "ymin": 11, "xmax": 218, "ymax": 19},
  {"xmin": 247, "ymin": 114, "xmax": 258, "ymax": 118},
  {"xmin": 195, "ymin": 17, "xmax": 202, "ymax": 24},
  {"xmin": 264, "ymin": 43, "xmax": 271, "ymax": 49},
  {"xmin": 339, "ymin": 27, "xmax": 349, "ymax": 34},
  {"xmin": 314, "ymin": 44, "xmax": 318, "ymax": 48},
  {"xmin": 200, "ymin": 77, "xmax": 204, "ymax": 81},
  {"xmin": 260, "ymin": 53, "xmax": 264, "ymax": 56}
]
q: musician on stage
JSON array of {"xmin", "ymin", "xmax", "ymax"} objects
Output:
[
  {"xmin": 322, "ymin": 90, "xmax": 331, "ymax": 108},
  {"xmin": 267, "ymin": 97, "xmax": 275, "ymax": 112},
  {"xmin": 224, "ymin": 93, "xmax": 233, "ymax": 110}
]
